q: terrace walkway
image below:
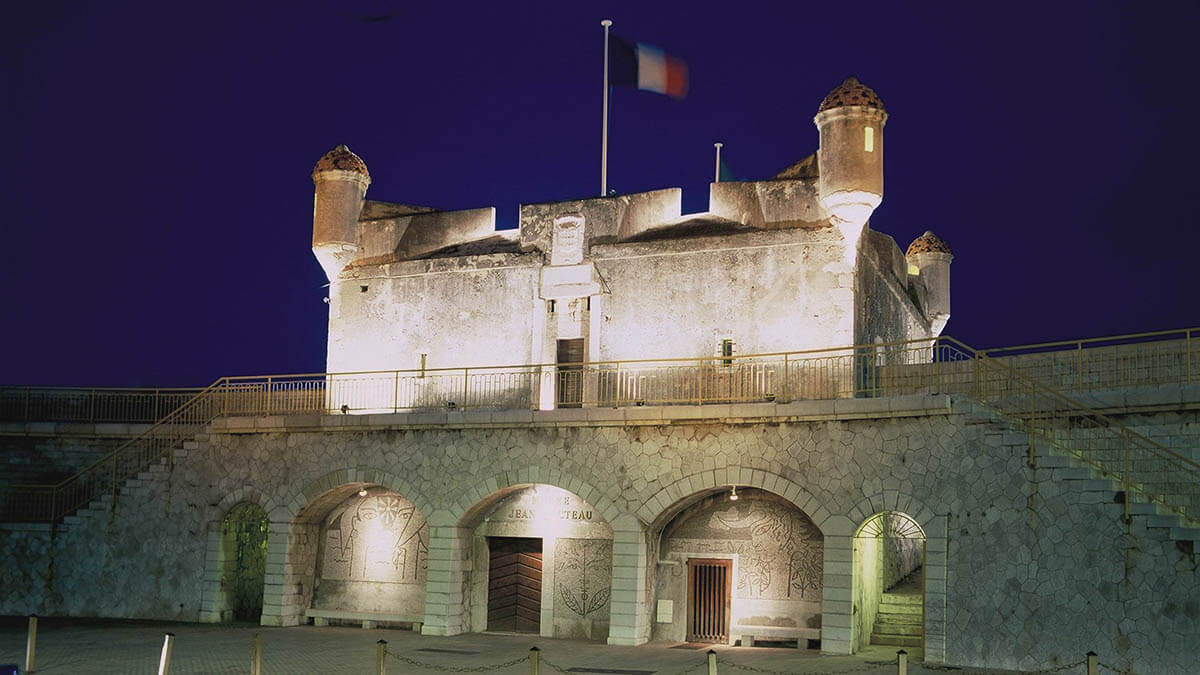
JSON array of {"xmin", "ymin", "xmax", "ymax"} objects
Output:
[{"xmin": 0, "ymin": 616, "xmax": 1040, "ymax": 674}]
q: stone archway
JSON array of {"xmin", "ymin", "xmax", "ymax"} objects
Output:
[
  {"xmin": 460, "ymin": 483, "xmax": 614, "ymax": 640},
  {"xmin": 652, "ymin": 487, "xmax": 824, "ymax": 648},
  {"xmin": 221, "ymin": 502, "xmax": 269, "ymax": 621},
  {"xmin": 853, "ymin": 511, "xmax": 926, "ymax": 654}
]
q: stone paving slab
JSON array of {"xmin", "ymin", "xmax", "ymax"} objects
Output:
[{"xmin": 0, "ymin": 617, "xmax": 1041, "ymax": 675}]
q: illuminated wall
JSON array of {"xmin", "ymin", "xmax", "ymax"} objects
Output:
[
  {"xmin": 654, "ymin": 490, "xmax": 824, "ymax": 643},
  {"xmin": 467, "ymin": 485, "xmax": 613, "ymax": 640},
  {"xmin": 310, "ymin": 488, "xmax": 428, "ymax": 616}
]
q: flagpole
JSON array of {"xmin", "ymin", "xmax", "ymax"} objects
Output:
[
  {"xmin": 714, "ymin": 142, "xmax": 723, "ymax": 183},
  {"xmin": 601, "ymin": 19, "xmax": 612, "ymax": 197}
]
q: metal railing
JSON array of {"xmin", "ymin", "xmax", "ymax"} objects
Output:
[
  {"xmin": 951, "ymin": 337, "xmax": 1200, "ymax": 524},
  {"xmin": 0, "ymin": 382, "xmax": 224, "ymax": 522},
  {"xmin": 0, "ymin": 387, "xmax": 206, "ymax": 424},
  {"xmin": 1, "ymin": 330, "xmax": 1197, "ymax": 525},
  {"xmin": 979, "ymin": 327, "xmax": 1197, "ymax": 393}
]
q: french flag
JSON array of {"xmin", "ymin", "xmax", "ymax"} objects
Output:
[{"xmin": 610, "ymin": 35, "xmax": 689, "ymax": 99}]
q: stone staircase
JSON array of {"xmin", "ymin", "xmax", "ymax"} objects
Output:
[
  {"xmin": 871, "ymin": 570, "xmax": 923, "ymax": 648},
  {"xmin": 58, "ymin": 433, "xmax": 207, "ymax": 531},
  {"xmin": 965, "ymin": 400, "xmax": 1200, "ymax": 547}
]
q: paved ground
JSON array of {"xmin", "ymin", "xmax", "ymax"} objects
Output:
[{"xmin": 0, "ymin": 617, "xmax": 1036, "ymax": 675}]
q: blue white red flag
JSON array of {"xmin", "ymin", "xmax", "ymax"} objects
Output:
[{"xmin": 609, "ymin": 35, "xmax": 689, "ymax": 99}]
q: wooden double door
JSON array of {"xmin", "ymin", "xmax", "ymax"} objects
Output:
[
  {"xmin": 687, "ymin": 558, "xmax": 732, "ymax": 643},
  {"xmin": 487, "ymin": 537, "xmax": 543, "ymax": 633}
]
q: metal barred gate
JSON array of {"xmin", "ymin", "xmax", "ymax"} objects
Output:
[{"xmin": 686, "ymin": 558, "xmax": 731, "ymax": 643}]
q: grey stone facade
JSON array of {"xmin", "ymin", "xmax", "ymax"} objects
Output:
[{"xmin": 3, "ymin": 394, "xmax": 1197, "ymax": 672}]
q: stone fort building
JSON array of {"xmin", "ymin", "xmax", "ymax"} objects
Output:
[{"xmin": 2, "ymin": 77, "xmax": 1197, "ymax": 673}]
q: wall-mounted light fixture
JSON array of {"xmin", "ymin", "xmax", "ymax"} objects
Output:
[
  {"xmin": 729, "ymin": 486, "xmax": 739, "ymax": 501},
  {"xmin": 358, "ymin": 488, "xmax": 368, "ymax": 497}
]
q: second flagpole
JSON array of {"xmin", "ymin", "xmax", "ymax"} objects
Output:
[{"xmin": 601, "ymin": 19, "xmax": 612, "ymax": 197}]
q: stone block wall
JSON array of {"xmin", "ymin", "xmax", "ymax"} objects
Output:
[{"xmin": 0, "ymin": 396, "xmax": 1196, "ymax": 672}]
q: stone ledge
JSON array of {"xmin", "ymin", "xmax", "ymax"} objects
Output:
[{"xmin": 208, "ymin": 394, "xmax": 958, "ymax": 434}]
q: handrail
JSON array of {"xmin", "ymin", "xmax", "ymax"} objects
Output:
[
  {"xmin": 0, "ymin": 386, "xmax": 206, "ymax": 424},
  {"xmin": 0, "ymin": 378, "xmax": 229, "ymax": 522},
  {"xmin": 940, "ymin": 335, "xmax": 1200, "ymax": 524},
  {"xmin": 1, "ymin": 331, "xmax": 1197, "ymax": 525}
]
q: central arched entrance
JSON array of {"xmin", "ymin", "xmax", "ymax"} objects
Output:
[
  {"xmin": 853, "ymin": 511, "xmax": 925, "ymax": 653},
  {"xmin": 653, "ymin": 487, "xmax": 824, "ymax": 647}
]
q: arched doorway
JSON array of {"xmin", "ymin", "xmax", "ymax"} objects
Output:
[
  {"xmin": 305, "ymin": 486, "xmax": 429, "ymax": 626},
  {"xmin": 464, "ymin": 484, "xmax": 613, "ymax": 640},
  {"xmin": 654, "ymin": 488, "xmax": 824, "ymax": 647},
  {"xmin": 853, "ymin": 511, "xmax": 925, "ymax": 653},
  {"xmin": 221, "ymin": 502, "xmax": 269, "ymax": 622}
]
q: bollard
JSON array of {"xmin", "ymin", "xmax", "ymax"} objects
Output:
[
  {"xmin": 25, "ymin": 615, "xmax": 37, "ymax": 674},
  {"xmin": 529, "ymin": 646, "xmax": 540, "ymax": 675},
  {"xmin": 376, "ymin": 639, "xmax": 387, "ymax": 675},
  {"xmin": 1086, "ymin": 651, "xmax": 1097, "ymax": 675},
  {"xmin": 707, "ymin": 648, "xmax": 717, "ymax": 675},
  {"xmin": 158, "ymin": 633, "xmax": 175, "ymax": 675},
  {"xmin": 250, "ymin": 633, "xmax": 262, "ymax": 675},
  {"xmin": 897, "ymin": 649, "xmax": 907, "ymax": 675}
]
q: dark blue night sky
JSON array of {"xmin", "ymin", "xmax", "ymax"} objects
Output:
[{"xmin": 3, "ymin": 1, "xmax": 1197, "ymax": 387}]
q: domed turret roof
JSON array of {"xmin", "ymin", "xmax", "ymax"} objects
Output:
[
  {"xmin": 312, "ymin": 144, "xmax": 369, "ymax": 180},
  {"xmin": 906, "ymin": 231, "xmax": 952, "ymax": 256},
  {"xmin": 817, "ymin": 76, "xmax": 885, "ymax": 114}
]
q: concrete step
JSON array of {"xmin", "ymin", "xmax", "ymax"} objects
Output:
[
  {"xmin": 871, "ymin": 634, "xmax": 923, "ymax": 647},
  {"xmin": 1139, "ymin": 514, "xmax": 1183, "ymax": 529},
  {"xmin": 874, "ymin": 621, "xmax": 922, "ymax": 637},
  {"xmin": 1061, "ymin": 478, "xmax": 1118, "ymax": 492},
  {"xmin": 1035, "ymin": 454, "xmax": 1075, "ymax": 469},
  {"xmin": 182, "ymin": 441, "xmax": 200, "ymax": 450},
  {"xmin": 875, "ymin": 612, "xmax": 922, "ymax": 625},
  {"xmin": 880, "ymin": 594, "xmax": 922, "ymax": 607},
  {"xmin": 1049, "ymin": 466, "xmax": 1094, "ymax": 480},
  {"xmin": 1170, "ymin": 527, "xmax": 1200, "ymax": 542}
]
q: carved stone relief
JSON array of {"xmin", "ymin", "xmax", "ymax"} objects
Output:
[
  {"xmin": 320, "ymin": 490, "xmax": 428, "ymax": 584},
  {"xmin": 555, "ymin": 538, "xmax": 612, "ymax": 618}
]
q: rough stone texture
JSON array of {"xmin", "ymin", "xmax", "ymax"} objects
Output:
[{"xmin": 3, "ymin": 396, "xmax": 1197, "ymax": 672}]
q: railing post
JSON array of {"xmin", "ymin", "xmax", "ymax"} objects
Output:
[
  {"xmin": 696, "ymin": 362, "xmax": 703, "ymax": 406},
  {"xmin": 158, "ymin": 633, "xmax": 175, "ymax": 675},
  {"xmin": 530, "ymin": 646, "xmax": 540, "ymax": 675},
  {"xmin": 1187, "ymin": 329, "xmax": 1193, "ymax": 386},
  {"xmin": 615, "ymin": 362, "xmax": 622, "ymax": 406},
  {"xmin": 1077, "ymin": 342, "xmax": 1083, "ymax": 391},
  {"xmin": 1028, "ymin": 387, "xmax": 1037, "ymax": 468},
  {"xmin": 783, "ymin": 353, "xmax": 790, "ymax": 402},
  {"xmin": 376, "ymin": 639, "xmax": 387, "ymax": 675},
  {"xmin": 462, "ymin": 368, "xmax": 470, "ymax": 408},
  {"xmin": 393, "ymin": 371, "xmax": 400, "ymax": 413},
  {"xmin": 1122, "ymin": 430, "xmax": 1132, "ymax": 523},
  {"xmin": 25, "ymin": 614, "xmax": 36, "ymax": 674},
  {"xmin": 265, "ymin": 376, "xmax": 272, "ymax": 415},
  {"xmin": 89, "ymin": 388, "xmax": 96, "ymax": 423}
]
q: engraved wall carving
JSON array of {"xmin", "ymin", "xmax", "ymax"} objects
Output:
[
  {"xmin": 311, "ymin": 488, "xmax": 428, "ymax": 614},
  {"xmin": 665, "ymin": 491, "xmax": 823, "ymax": 601},
  {"xmin": 555, "ymin": 538, "xmax": 612, "ymax": 617}
]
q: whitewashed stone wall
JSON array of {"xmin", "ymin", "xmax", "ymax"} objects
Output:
[{"xmin": 1, "ymin": 396, "xmax": 1196, "ymax": 673}]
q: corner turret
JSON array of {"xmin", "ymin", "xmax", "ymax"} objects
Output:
[
  {"xmin": 906, "ymin": 231, "xmax": 953, "ymax": 335},
  {"xmin": 815, "ymin": 77, "xmax": 887, "ymax": 245},
  {"xmin": 312, "ymin": 145, "xmax": 370, "ymax": 281}
]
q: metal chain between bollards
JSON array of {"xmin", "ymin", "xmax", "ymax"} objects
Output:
[
  {"xmin": 384, "ymin": 646, "xmax": 530, "ymax": 672},
  {"xmin": 716, "ymin": 654, "xmax": 892, "ymax": 675},
  {"xmin": 1024, "ymin": 660, "xmax": 1087, "ymax": 674}
]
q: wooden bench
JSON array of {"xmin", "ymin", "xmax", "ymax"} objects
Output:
[
  {"xmin": 735, "ymin": 625, "xmax": 820, "ymax": 648},
  {"xmin": 305, "ymin": 608, "xmax": 423, "ymax": 631}
]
